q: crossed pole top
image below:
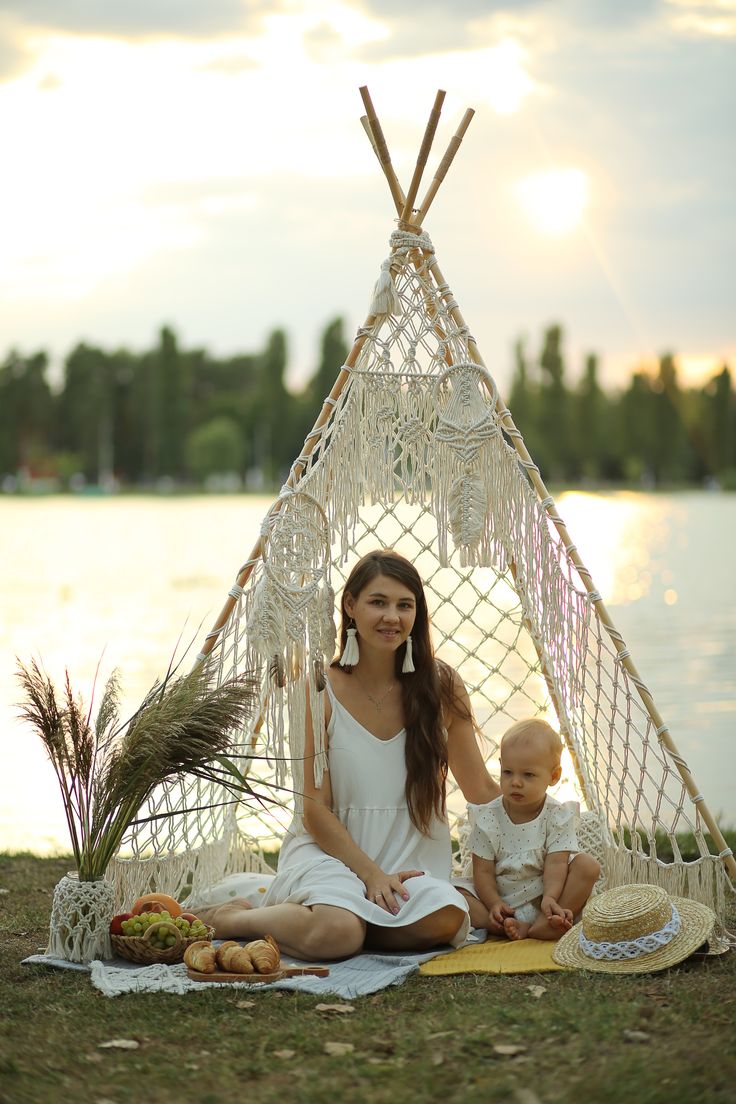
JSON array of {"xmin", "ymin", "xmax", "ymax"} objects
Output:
[{"xmin": 358, "ymin": 85, "xmax": 475, "ymax": 233}]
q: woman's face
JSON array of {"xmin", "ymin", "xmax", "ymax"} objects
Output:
[{"xmin": 344, "ymin": 572, "xmax": 417, "ymax": 657}]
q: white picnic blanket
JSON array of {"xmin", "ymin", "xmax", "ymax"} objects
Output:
[{"xmin": 23, "ymin": 942, "xmax": 477, "ymax": 998}]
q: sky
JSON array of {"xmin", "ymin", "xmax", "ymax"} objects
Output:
[{"xmin": 1, "ymin": 0, "xmax": 734, "ymax": 395}]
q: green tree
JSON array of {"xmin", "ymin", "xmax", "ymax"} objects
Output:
[
  {"xmin": 307, "ymin": 317, "xmax": 348, "ymax": 412},
  {"xmin": 573, "ymin": 353, "xmax": 606, "ymax": 480},
  {"xmin": 185, "ymin": 416, "xmax": 245, "ymax": 481},
  {"xmin": 292, "ymin": 317, "xmax": 350, "ymax": 470},
  {"xmin": 619, "ymin": 370, "xmax": 656, "ymax": 484},
  {"xmin": 151, "ymin": 326, "xmax": 192, "ymax": 479},
  {"xmin": 0, "ymin": 350, "xmax": 53, "ymax": 475},
  {"xmin": 650, "ymin": 354, "xmax": 694, "ymax": 483},
  {"xmin": 507, "ymin": 337, "xmax": 537, "ymax": 448},
  {"xmin": 248, "ymin": 329, "xmax": 291, "ymax": 484},
  {"xmin": 707, "ymin": 365, "xmax": 734, "ymax": 475},
  {"xmin": 58, "ymin": 344, "xmax": 113, "ymax": 482},
  {"xmin": 536, "ymin": 324, "xmax": 570, "ymax": 480}
]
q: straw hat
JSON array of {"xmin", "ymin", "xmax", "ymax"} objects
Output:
[{"xmin": 553, "ymin": 883, "xmax": 716, "ymax": 974}]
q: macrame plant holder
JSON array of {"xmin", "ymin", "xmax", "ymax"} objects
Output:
[
  {"xmin": 47, "ymin": 873, "xmax": 114, "ymax": 964},
  {"xmin": 109, "ymin": 87, "xmax": 735, "ymax": 920}
]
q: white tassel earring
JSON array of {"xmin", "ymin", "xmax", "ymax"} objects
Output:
[
  {"xmin": 402, "ymin": 635, "xmax": 415, "ymax": 674},
  {"xmin": 339, "ymin": 620, "xmax": 360, "ymax": 667}
]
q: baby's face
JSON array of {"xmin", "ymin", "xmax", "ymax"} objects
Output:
[{"xmin": 499, "ymin": 737, "xmax": 559, "ymax": 814}]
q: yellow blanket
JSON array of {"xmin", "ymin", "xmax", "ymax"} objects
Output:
[{"xmin": 420, "ymin": 936, "xmax": 567, "ymax": 976}]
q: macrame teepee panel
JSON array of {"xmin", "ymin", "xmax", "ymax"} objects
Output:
[{"xmin": 110, "ymin": 94, "xmax": 733, "ymax": 919}]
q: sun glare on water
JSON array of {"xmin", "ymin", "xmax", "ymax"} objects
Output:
[{"xmin": 516, "ymin": 168, "xmax": 589, "ymax": 236}]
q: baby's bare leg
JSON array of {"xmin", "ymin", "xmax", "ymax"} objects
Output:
[
  {"xmin": 503, "ymin": 915, "xmax": 532, "ymax": 940},
  {"xmin": 527, "ymin": 853, "xmax": 601, "ymax": 941}
]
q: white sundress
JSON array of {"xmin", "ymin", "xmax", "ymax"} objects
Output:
[
  {"xmin": 260, "ymin": 680, "xmax": 471, "ymax": 946},
  {"xmin": 465, "ymin": 795, "xmax": 580, "ymax": 924}
]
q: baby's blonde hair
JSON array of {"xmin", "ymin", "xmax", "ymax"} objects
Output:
[{"xmin": 500, "ymin": 717, "xmax": 563, "ymax": 768}]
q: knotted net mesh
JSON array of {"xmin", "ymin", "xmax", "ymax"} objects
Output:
[{"xmin": 111, "ymin": 229, "xmax": 732, "ymax": 918}]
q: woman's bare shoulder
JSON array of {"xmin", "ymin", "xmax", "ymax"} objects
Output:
[{"xmin": 436, "ymin": 660, "xmax": 469, "ymax": 699}]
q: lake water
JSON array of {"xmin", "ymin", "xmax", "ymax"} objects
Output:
[{"xmin": 1, "ymin": 490, "xmax": 734, "ymax": 853}]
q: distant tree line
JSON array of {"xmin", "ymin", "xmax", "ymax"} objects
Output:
[
  {"xmin": 508, "ymin": 326, "xmax": 735, "ymax": 486},
  {"xmin": 0, "ymin": 320, "xmax": 734, "ymax": 490},
  {"xmin": 0, "ymin": 318, "xmax": 348, "ymax": 491}
]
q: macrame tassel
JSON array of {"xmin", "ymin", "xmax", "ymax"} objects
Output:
[
  {"xmin": 368, "ymin": 258, "xmax": 401, "ymax": 320},
  {"xmin": 339, "ymin": 626, "xmax": 360, "ymax": 667},
  {"xmin": 402, "ymin": 635, "xmax": 415, "ymax": 673}
]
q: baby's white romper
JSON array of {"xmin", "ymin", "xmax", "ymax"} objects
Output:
[{"xmin": 467, "ymin": 795, "xmax": 579, "ymax": 924}]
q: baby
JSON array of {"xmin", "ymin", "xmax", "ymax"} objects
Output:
[{"xmin": 468, "ymin": 718, "xmax": 600, "ymax": 940}]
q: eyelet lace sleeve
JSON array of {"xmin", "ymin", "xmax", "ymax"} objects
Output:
[
  {"xmin": 467, "ymin": 800, "xmax": 501, "ymax": 860},
  {"xmin": 546, "ymin": 799, "xmax": 580, "ymax": 853}
]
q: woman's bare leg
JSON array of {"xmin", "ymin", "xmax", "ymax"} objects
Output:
[
  {"xmin": 365, "ymin": 904, "xmax": 466, "ymax": 952},
  {"xmin": 197, "ymin": 899, "xmax": 366, "ymax": 960},
  {"xmin": 455, "ymin": 888, "xmax": 490, "ymax": 930}
]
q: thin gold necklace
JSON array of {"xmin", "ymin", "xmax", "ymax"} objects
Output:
[{"xmin": 353, "ymin": 672, "xmax": 397, "ymax": 711}]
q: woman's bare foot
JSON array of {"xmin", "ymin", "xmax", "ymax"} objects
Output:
[
  {"xmin": 503, "ymin": 916, "xmax": 531, "ymax": 940},
  {"xmin": 196, "ymin": 898, "xmax": 253, "ymax": 938}
]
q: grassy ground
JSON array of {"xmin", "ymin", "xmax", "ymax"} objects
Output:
[{"xmin": 1, "ymin": 854, "xmax": 734, "ymax": 1104}]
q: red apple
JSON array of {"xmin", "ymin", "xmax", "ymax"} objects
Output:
[
  {"xmin": 179, "ymin": 911, "xmax": 200, "ymax": 923},
  {"xmin": 109, "ymin": 912, "xmax": 133, "ymax": 935}
]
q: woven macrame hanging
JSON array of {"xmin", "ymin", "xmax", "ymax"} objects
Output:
[{"xmin": 110, "ymin": 88, "xmax": 735, "ymax": 922}]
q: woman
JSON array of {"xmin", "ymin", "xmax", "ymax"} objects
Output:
[{"xmin": 200, "ymin": 549, "xmax": 500, "ymax": 959}]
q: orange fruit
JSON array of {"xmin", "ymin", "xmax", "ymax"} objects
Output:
[{"xmin": 130, "ymin": 892, "xmax": 182, "ymax": 918}]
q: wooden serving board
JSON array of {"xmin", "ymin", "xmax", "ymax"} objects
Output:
[{"xmin": 187, "ymin": 964, "xmax": 330, "ymax": 984}]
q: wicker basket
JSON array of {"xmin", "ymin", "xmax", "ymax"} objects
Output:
[{"xmin": 111, "ymin": 919, "xmax": 215, "ymax": 965}]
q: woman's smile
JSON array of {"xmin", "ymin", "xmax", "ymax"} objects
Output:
[{"xmin": 345, "ymin": 573, "xmax": 417, "ymax": 651}]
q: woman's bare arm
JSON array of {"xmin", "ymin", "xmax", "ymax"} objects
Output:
[{"xmin": 444, "ymin": 669, "xmax": 501, "ymax": 804}]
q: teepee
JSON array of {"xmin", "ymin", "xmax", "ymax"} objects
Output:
[{"xmin": 110, "ymin": 88, "xmax": 735, "ymax": 919}]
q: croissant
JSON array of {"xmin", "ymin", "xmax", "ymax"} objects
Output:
[
  {"xmin": 216, "ymin": 940, "xmax": 255, "ymax": 974},
  {"xmin": 183, "ymin": 940, "xmax": 217, "ymax": 974},
  {"xmin": 244, "ymin": 933, "xmax": 280, "ymax": 974}
]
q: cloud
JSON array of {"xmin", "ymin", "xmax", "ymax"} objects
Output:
[
  {"xmin": 356, "ymin": 0, "xmax": 663, "ymax": 60},
  {"xmin": 0, "ymin": 1, "xmax": 274, "ymax": 39},
  {"xmin": 665, "ymin": 0, "xmax": 736, "ymax": 38},
  {"xmin": 0, "ymin": 32, "xmax": 24, "ymax": 78}
]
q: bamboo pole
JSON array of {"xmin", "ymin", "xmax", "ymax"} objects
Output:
[
  {"xmin": 196, "ymin": 321, "xmax": 380, "ymax": 662},
  {"xmin": 360, "ymin": 106, "xmax": 592, "ymax": 809},
  {"xmin": 363, "ymin": 105, "xmax": 734, "ymax": 876},
  {"xmin": 507, "ymin": 559, "xmax": 594, "ymax": 812},
  {"xmin": 359, "ymin": 86, "xmax": 405, "ymax": 215},
  {"xmin": 360, "ymin": 113, "xmax": 453, "ymax": 366},
  {"xmin": 399, "ymin": 89, "xmax": 445, "ymax": 225},
  {"xmin": 413, "ymin": 108, "xmax": 475, "ymax": 228}
]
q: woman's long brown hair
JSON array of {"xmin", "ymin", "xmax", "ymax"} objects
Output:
[{"xmin": 332, "ymin": 549, "xmax": 469, "ymax": 834}]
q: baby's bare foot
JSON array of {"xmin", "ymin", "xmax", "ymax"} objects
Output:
[
  {"xmin": 548, "ymin": 913, "xmax": 572, "ymax": 932},
  {"xmin": 503, "ymin": 916, "xmax": 531, "ymax": 940},
  {"xmin": 196, "ymin": 898, "xmax": 253, "ymax": 937}
]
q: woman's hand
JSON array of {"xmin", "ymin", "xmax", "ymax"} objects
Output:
[{"xmin": 363, "ymin": 869, "xmax": 424, "ymax": 914}]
